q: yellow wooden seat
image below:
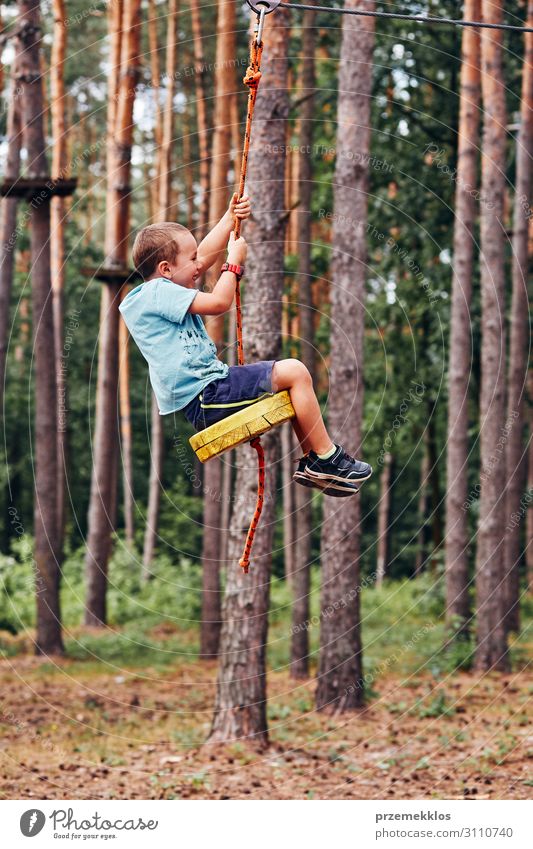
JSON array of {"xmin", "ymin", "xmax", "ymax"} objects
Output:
[{"xmin": 189, "ymin": 390, "xmax": 295, "ymax": 462}]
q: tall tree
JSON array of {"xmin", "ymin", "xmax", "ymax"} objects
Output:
[
  {"xmin": 503, "ymin": 0, "xmax": 533, "ymax": 635},
  {"xmin": 142, "ymin": 0, "xmax": 179, "ymax": 577},
  {"xmin": 474, "ymin": 0, "xmax": 509, "ymax": 671},
  {"xmin": 444, "ymin": 0, "xmax": 481, "ymax": 638},
  {"xmin": 147, "ymin": 0, "xmax": 162, "ymax": 219},
  {"xmin": 208, "ymin": 10, "xmax": 290, "ymax": 745},
  {"xmin": 85, "ymin": 0, "xmax": 141, "ymax": 625},
  {"xmin": 17, "ymin": 0, "xmax": 63, "ymax": 654},
  {"xmin": 50, "ymin": 0, "xmax": 68, "ymax": 555},
  {"xmin": 527, "ymin": 366, "xmax": 533, "ymax": 595},
  {"xmin": 414, "ymin": 443, "xmax": 430, "ymax": 576},
  {"xmin": 376, "ymin": 452, "xmax": 393, "ymax": 586},
  {"xmin": 118, "ymin": 289, "xmax": 135, "ymax": 547},
  {"xmin": 200, "ymin": 0, "xmax": 237, "ymax": 658},
  {"xmin": 316, "ymin": 0, "xmax": 375, "ymax": 712},
  {"xmin": 0, "ymin": 37, "xmax": 22, "ymax": 415},
  {"xmin": 190, "ymin": 0, "xmax": 210, "ymax": 235},
  {"xmin": 291, "ymin": 4, "xmax": 317, "ymax": 679}
]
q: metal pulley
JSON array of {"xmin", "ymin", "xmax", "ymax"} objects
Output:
[{"xmin": 246, "ymin": 0, "xmax": 282, "ymax": 43}]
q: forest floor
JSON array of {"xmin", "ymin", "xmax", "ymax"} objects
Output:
[{"xmin": 0, "ymin": 622, "xmax": 532, "ymax": 800}]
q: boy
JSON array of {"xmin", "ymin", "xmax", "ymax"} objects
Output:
[{"xmin": 120, "ymin": 195, "xmax": 372, "ymax": 496}]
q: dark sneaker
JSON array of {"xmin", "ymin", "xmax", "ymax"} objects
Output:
[
  {"xmin": 293, "ymin": 456, "xmax": 314, "ymax": 488},
  {"xmin": 303, "ymin": 445, "xmax": 372, "ymax": 491},
  {"xmin": 293, "ymin": 454, "xmax": 358, "ymax": 498}
]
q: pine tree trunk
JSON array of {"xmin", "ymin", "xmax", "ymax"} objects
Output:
[
  {"xmin": 281, "ymin": 421, "xmax": 296, "ymax": 586},
  {"xmin": 147, "ymin": 0, "xmax": 162, "ymax": 215},
  {"xmin": 445, "ymin": 0, "xmax": 481, "ymax": 636},
  {"xmin": 415, "ymin": 442, "xmax": 430, "ymax": 576},
  {"xmin": 503, "ymin": 0, "xmax": 533, "ymax": 635},
  {"xmin": 142, "ymin": 0, "xmax": 178, "ymax": 574},
  {"xmin": 182, "ymin": 103, "xmax": 195, "ymax": 225},
  {"xmin": 199, "ymin": 451, "xmax": 223, "ymax": 657},
  {"xmin": 158, "ymin": 0, "xmax": 178, "ymax": 219},
  {"xmin": 51, "ymin": 0, "xmax": 68, "ymax": 557},
  {"xmin": 290, "ymin": 6, "xmax": 316, "ymax": 680},
  {"xmin": 85, "ymin": 0, "xmax": 140, "ymax": 625},
  {"xmin": 427, "ymin": 401, "xmax": 443, "ymax": 566},
  {"xmin": 119, "ymin": 287, "xmax": 135, "ymax": 546},
  {"xmin": 315, "ymin": 0, "xmax": 375, "ymax": 713},
  {"xmin": 17, "ymin": 0, "xmax": 63, "ymax": 654},
  {"xmin": 527, "ymin": 370, "xmax": 533, "ymax": 594},
  {"xmin": 143, "ymin": 393, "xmax": 164, "ymax": 578},
  {"xmin": 0, "ymin": 45, "xmax": 22, "ymax": 415},
  {"xmin": 474, "ymin": 0, "xmax": 509, "ymax": 671},
  {"xmin": 208, "ymin": 11, "xmax": 289, "ymax": 746},
  {"xmin": 190, "ymin": 0, "xmax": 210, "ymax": 235},
  {"xmin": 84, "ymin": 121, "xmax": 97, "ymax": 245},
  {"xmin": 376, "ymin": 452, "xmax": 393, "ymax": 586},
  {"xmin": 199, "ymin": 0, "xmax": 237, "ymax": 658}
]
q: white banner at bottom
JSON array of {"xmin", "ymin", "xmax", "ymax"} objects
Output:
[{"xmin": 1, "ymin": 799, "xmax": 532, "ymax": 848}]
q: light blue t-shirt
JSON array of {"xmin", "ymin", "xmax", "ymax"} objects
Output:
[{"xmin": 119, "ymin": 277, "xmax": 229, "ymax": 415}]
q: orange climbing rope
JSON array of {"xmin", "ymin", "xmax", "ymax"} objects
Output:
[{"xmin": 233, "ymin": 15, "xmax": 266, "ymax": 574}]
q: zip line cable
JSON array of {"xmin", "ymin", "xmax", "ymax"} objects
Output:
[{"xmin": 274, "ymin": 2, "xmax": 533, "ymax": 33}]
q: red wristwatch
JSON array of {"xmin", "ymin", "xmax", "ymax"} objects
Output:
[{"xmin": 221, "ymin": 262, "xmax": 244, "ymax": 280}]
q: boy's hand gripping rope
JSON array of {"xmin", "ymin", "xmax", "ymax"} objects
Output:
[{"xmin": 233, "ymin": 10, "xmax": 267, "ymax": 574}]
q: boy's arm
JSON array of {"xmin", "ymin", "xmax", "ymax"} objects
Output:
[
  {"xmin": 190, "ymin": 233, "xmax": 247, "ymax": 316},
  {"xmin": 189, "ymin": 270, "xmax": 238, "ymax": 316},
  {"xmin": 197, "ymin": 193, "xmax": 250, "ymax": 273}
]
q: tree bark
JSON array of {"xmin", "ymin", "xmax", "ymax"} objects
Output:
[
  {"xmin": 190, "ymin": 0, "xmax": 210, "ymax": 235},
  {"xmin": 143, "ymin": 393, "xmax": 164, "ymax": 579},
  {"xmin": 17, "ymin": 0, "xmax": 64, "ymax": 654},
  {"xmin": 376, "ymin": 452, "xmax": 393, "ymax": 586},
  {"xmin": 147, "ymin": 0, "xmax": 162, "ymax": 216},
  {"xmin": 119, "ymin": 287, "xmax": 135, "ymax": 546},
  {"xmin": 182, "ymin": 102, "xmax": 195, "ymax": 225},
  {"xmin": 315, "ymin": 0, "xmax": 375, "ymax": 712},
  {"xmin": 414, "ymin": 441, "xmax": 430, "ymax": 576},
  {"xmin": 527, "ymin": 368, "xmax": 533, "ymax": 594},
  {"xmin": 85, "ymin": 0, "xmax": 140, "ymax": 625},
  {"xmin": 290, "ymin": 5, "xmax": 317, "ymax": 680},
  {"xmin": 199, "ymin": 0, "xmax": 237, "ymax": 658},
  {"xmin": 142, "ymin": 0, "xmax": 178, "ymax": 575},
  {"xmin": 158, "ymin": 0, "xmax": 178, "ymax": 219},
  {"xmin": 427, "ymin": 400, "xmax": 444, "ymax": 566},
  {"xmin": 208, "ymin": 11, "xmax": 289, "ymax": 746},
  {"xmin": 281, "ymin": 420, "xmax": 296, "ymax": 587},
  {"xmin": 444, "ymin": 0, "xmax": 481, "ymax": 637},
  {"xmin": 50, "ymin": 0, "xmax": 68, "ymax": 557},
  {"xmin": 503, "ymin": 0, "xmax": 533, "ymax": 635},
  {"xmin": 474, "ymin": 0, "xmax": 509, "ymax": 671},
  {"xmin": 0, "ymin": 42, "xmax": 22, "ymax": 416}
]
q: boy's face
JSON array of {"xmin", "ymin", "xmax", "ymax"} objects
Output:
[{"xmin": 158, "ymin": 231, "xmax": 203, "ymax": 288}]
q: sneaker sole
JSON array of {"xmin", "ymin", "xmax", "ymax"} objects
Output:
[
  {"xmin": 304, "ymin": 467, "xmax": 372, "ymax": 486},
  {"xmin": 293, "ymin": 472, "xmax": 358, "ymax": 497}
]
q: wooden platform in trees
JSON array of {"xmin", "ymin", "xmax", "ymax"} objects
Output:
[
  {"xmin": 0, "ymin": 177, "xmax": 77, "ymax": 200},
  {"xmin": 189, "ymin": 390, "xmax": 295, "ymax": 462},
  {"xmin": 83, "ymin": 267, "xmax": 142, "ymax": 285}
]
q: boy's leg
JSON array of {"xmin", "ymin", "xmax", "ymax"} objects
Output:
[
  {"xmin": 272, "ymin": 358, "xmax": 372, "ymax": 495},
  {"xmin": 271, "ymin": 358, "xmax": 334, "ymax": 455}
]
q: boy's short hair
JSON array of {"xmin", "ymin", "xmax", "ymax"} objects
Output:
[{"xmin": 132, "ymin": 222, "xmax": 188, "ymax": 280}]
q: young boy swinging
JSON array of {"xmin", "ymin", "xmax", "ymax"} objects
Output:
[{"xmin": 120, "ymin": 194, "xmax": 372, "ymax": 496}]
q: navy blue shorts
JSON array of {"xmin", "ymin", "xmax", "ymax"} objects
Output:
[{"xmin": 183, "ymin": 360, "xmax": 276, "ymax": 430}]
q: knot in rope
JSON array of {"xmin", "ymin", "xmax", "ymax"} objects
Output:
[{"xmin": 243, "ymin": 68, "xmax": 262, "ymax": 90}]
